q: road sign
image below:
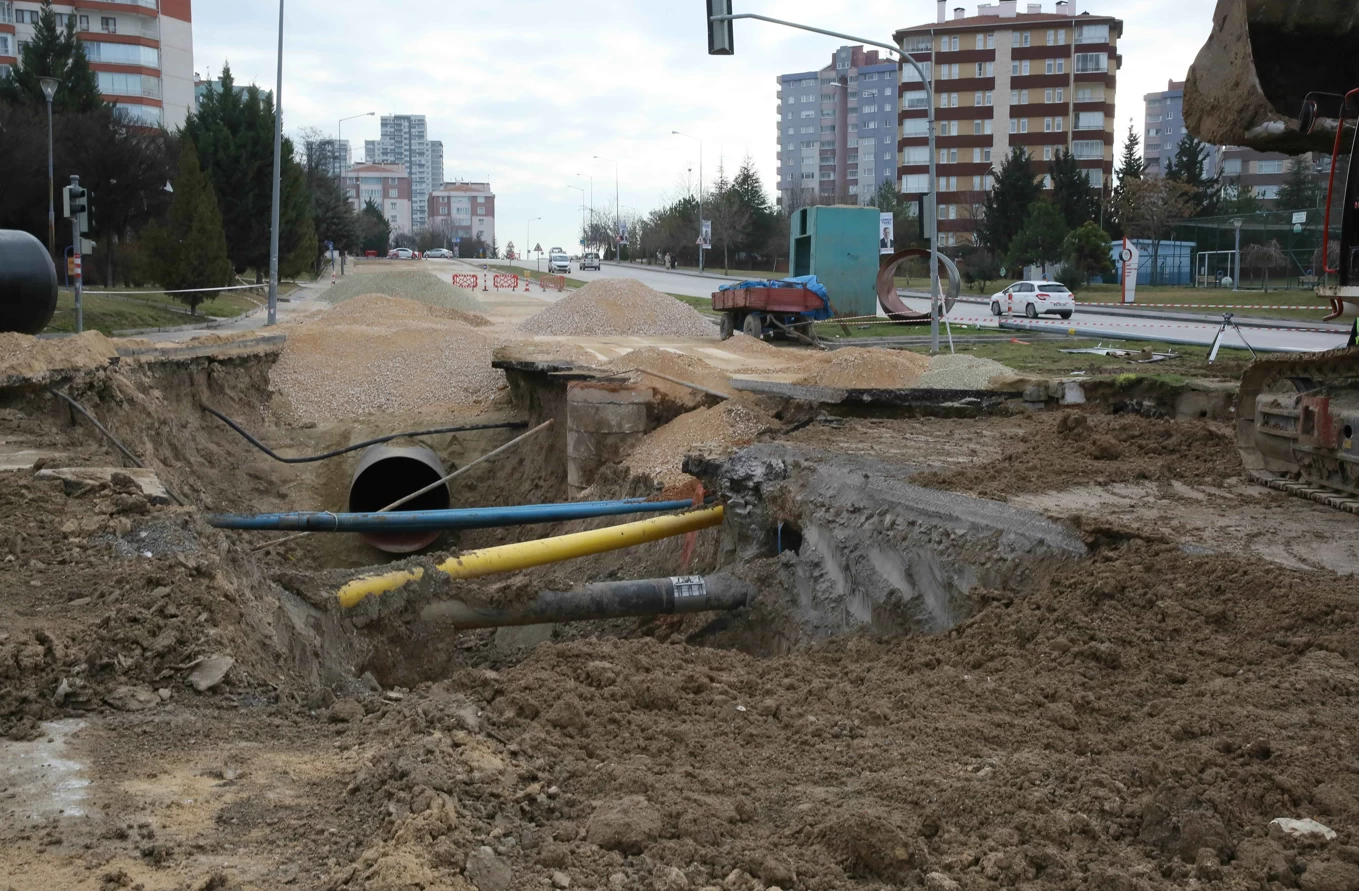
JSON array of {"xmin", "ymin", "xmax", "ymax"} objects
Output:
[
  {"xmin": 455, "ymin": 237, "xmax": 461, "ymax": 243},
  {"xmin": 1294, "ymin": 223, "xmax": 1303, "ymax": 234},
  {"xmin": 1292, "ymin": 211, "xmax": 1308, "ymax": 225},
  {"xmin": 534, "ymin": 243, "xmax": 542, "ymax": 253}
]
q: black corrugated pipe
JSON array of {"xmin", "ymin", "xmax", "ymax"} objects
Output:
[
  {"xmin": 349, "ymin": 444, "xmax": 452, "ymax": 554},
  {"xmin": 417, "ymin": 574, "xmax": 753, "ymax": 628}
]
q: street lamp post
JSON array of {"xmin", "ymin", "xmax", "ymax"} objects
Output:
[
  {"xmin": 527, "ymin": 217, "xmax": 541, "ymax": 271},
  {"xmin": 577, "ymin": 174, "xmax": 592, "ymax": 250},
  {"xmin": 266, "ymin": 0, "xmax": 285, "ymax": 326},
  {"xmin": 1233, "ymin": 218, "xmax": 1243, "ymax": 292},
  {"xmin": 594, "ymin": 155, "xmax": 620, "ymax": 261},
  {"xmin": 567, "ymin": 185, "xmax": 586, "ymax": 254},
  {"xmin": 671, "ymin": 131, "xmax": 704, "ymax": 271},
  {"xmin": 337, "ymin": 111, "xmax": 375, "ymax": 176},
  {"xmin": 705, "ymin": 10, "xmax": 941, "ymax": 352},
  {"xmin": 39, "ymin": 76, "xmax": 59, "ymax": 262}
]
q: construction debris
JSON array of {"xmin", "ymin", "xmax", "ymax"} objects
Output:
[{"xmin": 518, "ymin": 279, "xmax": 717, "ymax": 338}]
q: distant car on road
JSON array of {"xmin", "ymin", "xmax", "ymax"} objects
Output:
[
  {"xmin": 548, "ymin": 249, "xmax": 570, "ymax": 274},
  {"xmin": 580, "ymin": 252, "xmax": 601, "ymax": 271},
  {"xmin": 424, "ymin": 248, "xmax": 453, "ymax": 259},
  {"xmin": 990, "ymin": 280, "xmax": 1074, "ymax": 320},
  {"xmin": 389, "ymin": 247, "xmax": 415, "ymax": 260}
]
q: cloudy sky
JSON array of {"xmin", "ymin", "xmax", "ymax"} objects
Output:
[{"xmin": 196, "ymin": 0, "xmax": 1219, "ymax": 252}]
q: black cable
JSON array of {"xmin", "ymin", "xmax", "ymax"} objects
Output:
[
  {"xmin": 48, "ymin": 389, "xmax": 185, "ymax": 505},
  {"xmin": 200, "ymin": 405, "xmax": 528, "ymax": 464}
]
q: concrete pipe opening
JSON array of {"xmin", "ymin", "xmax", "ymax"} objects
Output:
[{"xmin": 349, "ymin": 445, "xmax": 451, "ymax": 553}]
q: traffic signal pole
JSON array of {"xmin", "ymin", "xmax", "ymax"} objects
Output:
[{"xmin": 68, "ymin": 175, "xmax": 84, "ymax": 333}]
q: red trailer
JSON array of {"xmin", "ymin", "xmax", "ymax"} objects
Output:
[{"xmin": 711, "ymin": 282, "xmax": 830, "ymax": 344}]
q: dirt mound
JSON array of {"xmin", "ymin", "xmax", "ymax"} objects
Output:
[
  {"xmin": 624, "ymin": 398, "xmax": 775, "ymax": 487},
  {"xmin": 518, "ymin": 279, "xmax": 716, "ymax": 338},
  {"xmin": 914, "ymin": 412, "xmax": 1240, "ymax": 497},
  {"xmin": 796, "ymin": 347, "xmax": 930, "ymax": 389},
  {"xmin": 0, "ymin": 330, "xmax": 118, "ymax": 382},
  {"xmin": 914, "ymin": 353, "xmax": 1021, "ymax": 389},
  {"xmin": 603, "ymin": 348, "xmax": 733, "ymax": 409},
  {"xmin": 323, "ymin": 292, "xmax": 491, "ymax": 328},
  {"xmin": 270, "ymin": 294, "xmax": 506, "ymax": 422},
  {"xmin": 322, "ymin": 269, "xmax": 487, "ymax": 313}
]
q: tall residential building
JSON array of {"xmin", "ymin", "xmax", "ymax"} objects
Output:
[
  {"xmin": 894, "ymin": 1, "xmax": 1122, "ymax": 246},
  {"xmin": 1143, "ymin": 79, "xmax": 1216, "ymax": 179},
  {"xmin": 343, "ymin": 163, "xmax": 412, "ymax": 234},
  {"xmin": 2, "ymin": 0, "xmax": 194, "ymax": 128},
  {"xmin": 427, "ymin": 181, "xmax": 496, "ymax": 248},
  {"xmin": 371, "ymin": 114, "xmax": 433, "ymax": 230},
  {"xmin": 364, "ymin": 140, "xmax": 377, "ymax": 164},
  {"xmin": 776, "ymin": 46, "xmax": 900, "ymax": 208},
  {"xmin": 1219, "ymin": 147, "xmax": 1299, "ymax": 205},
  {"xmin": 429, "ymin": 141, "xmax": 444, "ymax": 192}
]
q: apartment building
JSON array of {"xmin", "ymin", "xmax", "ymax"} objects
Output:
[
  {"xmin": 895, "ymin": 0, "xmax": 1121, "ymax": 246},
  {"xmin": 1142, "ymin": 80, "xmax": 1216, "ymax": 178},
  {"xmin": 427, "ymin": 181, "xmax": 495, "ymax": 247},
  {"xmin": 343, "ymin": 163, "xmax": 412, "ymax": 235},
  {"xmin": 366, "ymin": 115, "xmax": 436, "ymax": 231},
  {"xmin": 776, "ymin": 46, "xmax": 900, "ymax": 208},
  {"xmin": 1219, "ymin": 147, "xmax": 1302, "ymax": 204},
  {"xmin": 1, "ymin": 0, "xmax": 194, "ymax": 128}
]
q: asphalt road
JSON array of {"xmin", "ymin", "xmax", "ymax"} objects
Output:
[{"xmin": 489, "ymin": 257, "xmax": 743, "ymax": 299}]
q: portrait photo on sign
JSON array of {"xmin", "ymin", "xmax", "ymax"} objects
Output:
[{"xmin": 880, "ymin": 212, "xmax": 894, "ymax": 254}]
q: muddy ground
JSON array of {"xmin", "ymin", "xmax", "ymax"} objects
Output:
[{"xmin": 3, "ymin": 348, "xmax": 1359, "ymax": 890}]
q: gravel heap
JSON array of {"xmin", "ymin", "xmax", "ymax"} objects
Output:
[
  {"xmin": 624, "ymin": 397, "xmax": 774, "ymax": 487},
  {"xmin": 518, "ymin": 279, "xmax": 716, "ymax": 338},
  {"xmin": 914, "ymin": 353, "xmax": 1021, "ymax": 390},
  {"xmin": 796, "ymin": 347, "xmax": 930, "ymax": 389},
  {"xmin": 0, "ymin": 331, "xmax": 118, "ymax": 381},
  {"xmin": 603, "ymin": 348, "xmax": 734, "ymax": 405},
  {"xmin": 322, "ymin": 270, "xmax": 487, "ymax": 314},
  {"xmin": 270, "ymin": 294, "xmax": 504, "ymax": 422}
]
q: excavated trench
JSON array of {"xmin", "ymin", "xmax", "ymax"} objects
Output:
[{"xmin": 0, "ymin": 347, "xmax": 1097, "ymax": 708}]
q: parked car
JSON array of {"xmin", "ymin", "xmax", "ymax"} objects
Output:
[
  {"xmin": 389, "ymin": 247, "xmax": 415, "ymax": 260},
  {"xmin": 580, "ymin": 252, "xmax": 601, "ymax": 271},
  {"xmin": 424, "ymin": 248, "xmax": 452, "ymax": 259},
  {"xmin": 548, "ymin": 249, "xmax": 570, "ymax": 274},
  {"xmin": 989, "ymin": 280, "xmax": 1075, "ymax": 320}
]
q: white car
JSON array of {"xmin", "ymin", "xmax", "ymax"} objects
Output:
[
  {"xmin": 389, "ymin": 247, "xmax": 415, "ymax": 260},
  {"xmin": 580, "ymin": 252, "xmax": 601, "ymax": 271},
  {"xmin": 990, "ymin": 280, "xmax": 1075, "ymax": 320},
  {"xmin": 424, "ymin": 248, "xmax": 452, "ymax": 259},
  {"xmin": 548, "ymin": 250, "xmax": 570, "ymax": 274}
]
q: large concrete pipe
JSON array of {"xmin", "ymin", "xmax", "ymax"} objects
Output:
[
  {"xmin": 0, "ymin": 230, "xmax": 58, "ymax": 334},
  {"xmin": 349, "ymin": 444, "xmax": 452, "ymax": 553},
  {"xmin": 418, "ymin": 574, "xmax": 753, "ymax": 628}
]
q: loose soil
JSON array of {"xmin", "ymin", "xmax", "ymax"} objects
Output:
[
  {"xmin": 518, "ymin": 280, "xmax": 717, "ymax": 339},
  {"xmin": 796, "ymin": 347, "xmax": 931, "ymax": 390}
]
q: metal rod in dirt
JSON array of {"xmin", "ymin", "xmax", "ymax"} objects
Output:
[
  {"xmin": 48, "ymin": 389, "xmax": 184, "ymax": 505},
  {"xmin": 378, "ymin": 418, "xmax": 555, "ymax": 514},
  {"xmin": 631, "ymin": 367, "xmax": 731, "ymax": 400},
  {"xmin": 266, "ymin": 0, "xmax": 284, "ymax": 326},
  {"xmin": 418, "ymin": 573, "xmax": 752, "ymax": 628}
]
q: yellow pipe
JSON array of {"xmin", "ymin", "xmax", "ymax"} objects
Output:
[{"xmin": 336, "ymin": 506, "xmax": 724, "ymax": 609}]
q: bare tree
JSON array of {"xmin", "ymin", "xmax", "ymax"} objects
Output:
[
  {"xmin": 1243, "ymin": 240, "xmax": 1286, "ymax": 291},
  {"xmin": 1120, "ymin": 178, "xmax": 1197, "ymax": 285},
  {"xmin": 709, "ymin": 182, "xmax": 752, "ymax": 275}
]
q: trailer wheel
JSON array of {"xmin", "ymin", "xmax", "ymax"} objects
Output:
[
  {"xmin": 743, "ymin": 312, "xmax": 765, "ymax": 339},
  {"xmin": 719, "ymin": 312, "xmax": 735, "ymax": 340}
]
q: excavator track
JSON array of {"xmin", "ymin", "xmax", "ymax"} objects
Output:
[{"xmin": 1236, "ymin": 346, "xmax": 1359, "ymax": 512}]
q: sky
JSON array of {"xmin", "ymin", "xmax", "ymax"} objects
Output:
[{"xmin": 194, "ymin": 0, "xmax": 1220, "ymax": 253}]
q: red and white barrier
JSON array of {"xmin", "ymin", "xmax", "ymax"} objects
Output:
[
  {"xmin": 489, "ymin": 273, "xmax": 519, "ymax": 290},
  {"xmin": 539, "ymin": 274, "xmax": 566, "ymax": 292},
  {"xmin": 452, "ymin": 273, "xmax": 480, "ymax": 289}
]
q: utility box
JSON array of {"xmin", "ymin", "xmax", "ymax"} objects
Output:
[{"xmin": 788, "ymin": 205, "xmax": 880, "ymax": 318}]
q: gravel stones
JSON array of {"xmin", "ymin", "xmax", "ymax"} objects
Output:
[
  {"xmin": 796, "ymin": 347, "xmax": 930, "ymax": 389},
  {"xmin": 518, "ymin": 279, "xmax": 716, "ymax": 338},
  {"xmin": 269, "ymin": 294, "xmax": 505, "ymax": 422},
  {"xmin": 0, "ymin": 331, "xmax": 118, "ymax": 382},
  {"xmin": 913, "ymin": 354, "xmax": 1021, "ymax": 390},
  {"xmin": 322, "ymin": 270, "xmax": 487, "ymax": 314},
  {"xmin": 623, "ymin": 398, "xmax": 775, "ymax": 487}
]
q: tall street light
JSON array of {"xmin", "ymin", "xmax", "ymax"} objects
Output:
[
  {"xmin": 39, "ymin": 76, "xmax": 59, "ymax": 261},
  {"xmin": 266, "ymin": 0, "xmax": 285, "ymax": 326},
  {"xmin": 593, "ymin": 155, "xmax": 619, "ymax": 261},
  {"xmin": 567, "ymin": 185, "xmax": 586, "ymax": 253},
  {"xmin": 671, "ymin": 131, "xmax": 703, "ymax": 272},
  {"xmin": 337, "ymin": 111, "xmax": 374, "ymax": 176},
  {"xmin": 576, "ymin": 173, "xmax": 592, "ymax": 250},
  {"xmin": 527, "ymin": 216, "xmax": 541, "ymax": 270}
]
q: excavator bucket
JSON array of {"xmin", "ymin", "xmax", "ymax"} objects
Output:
[{"xmin": 1184, "ymin": 0, "xmax": 1359, "ymax": 154}]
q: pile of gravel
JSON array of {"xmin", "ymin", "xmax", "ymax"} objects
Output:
[
  {"xmin": 322, "ymin": 270, "xmax": 487, "ymax": 314},
  {"xmin": 914, "ymin": 353, "xmax": 1021, "ymax": 390},
  {"xmin": 270, "ymin": 294, "xmax": 504, "ymax": 422},
  {"xmin": 518, "ymin": 279, "xmax": 716, "ymax": 338},
  {"xmin": 796, "ymin": 347, "xmax": 930, "ymax": 389}
]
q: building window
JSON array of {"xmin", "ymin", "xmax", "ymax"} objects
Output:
[
  {"xmin": 904, "ymin": 147, "xmax": 930, "ymax": 165},
  {"xmin": 1073, "ymin": 140, "xmax": 1103, "ymax": 159},
  {"xmin": 1043, "ymin": 174, "xmax": 1053, "ymax": 189},
  {"xmin": 904, "ymin": 91, "xmax": 927, "ymax": 109},
  {"xmin": 1256, "ymin": 159, "xmax": 1284, "ymax": 174},
  {"xmin": 903, "ymin": 118, "xmax": 928, "ymax": 136},
  {"xmin": 902, "ymin": 35, "xmax": 932, "ymax": 53},
  {"xmin": 975, "ymin": 91, "xmax": 983, "ymax": 106},
  {"xmin": 1047, "ymin": 29, "xmax": 1055, "ymax": 45},
  {"xmin": 1044, "ymin": 117, "xmax": 1053, "ymax": 132},
  {"xmin": 1222, "ymin": 158, "xmax": 1242, "ymax": 175},
  {"xmin": 1056, "ymin": 88, "xmax": 1064, "ymax": 102},
  {"xmin": 1075, "ymin": 111, "xmax": 1103, "ymax": 130},
  {"xmin": 1076, "ymin": 23, "xmax": 1110, "ymax": 43},
  {"xmin": 984, "ymin": 119, "xmax": 993, "ymax": 134},
  {"xmin": 951, "ymin": 35, "xmax": 960, "ymax": 50},
  {"xmin": 1147, "ymin": 128, "xmax": 1161, "ymax": 137},
  {"xmin": 1020, "ymin": 120, "xmax": 1029, "ymax": 133},
  {"xmin": 976, "ymin": 33, "xmax": 985, "ymax": 50},
  {"xmin": 939, "ymin": 121, "xmax": 951, "ymax": 136},
  {"xmin": 1075, "ymin": 53, "xmax": 1108, "ymax": 73},
  {"xmin": 902, "ymin": 174, "xmax": 930, "ymax": 192},
  {"xmin": 0, "ymin": 35, "xmax": 8, "ymax": 54},
  {"xmin": 1256, "ymin": 185, "xmax": 1280, "ymax": 200},
  {"xmin": 1055, "ymin": 117, "xmax": 1063, "ymax": 131},
  {"xmin": 952, "ymin": 92, "xmax": 959, "ymax": 107},
  {"xmin": 1086, "ymin": 169, "xmax": 1104, "ymax": 189},
  {"xmin": 100, "ymin": 16, "xmax": 115, "ymax": 33},
  {"xmin": 861, "ymin": 104, "xmax": 877, "ymax": 113},
  {"xmin": 1021, "ymin": 90, "xmax": 1029, "ymax": 103},
  {"xmin": 985, "ymin": 91, "xmax": 993, "ymax": 106},
  {"xmin": 974, "ymin": 120, "xmax": 983, "ymax": 135},
  {"xmin": 1009, "ymin": 119, "xmax": 1017, "ymax": 134},
  {"xmin": 1056, "ymin": 59, "xmax": 1065, "ymax": 74}
]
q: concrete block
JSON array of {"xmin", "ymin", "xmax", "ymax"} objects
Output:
[
  {"xmin": 1061, "ymin": 381, "xmax": 1087, "ymax": 405},
  {"xmin": 1022, "ymin": 384, "xmax": 1048, "ymax": 403},
  {"xmin": 36, "ymin": 467, "xmax": 171, "ymax": 504},
  {"xmin": 567, "ymin": 402, "xmax": 648, "ymax": 434},
  {"xmin": 566, "ymin": 384, "xmax": 654, "ymax": 405}
]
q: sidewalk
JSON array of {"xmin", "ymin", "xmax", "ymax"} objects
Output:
[
  {"xmin": 601, "ymin": 260, "xmax": 746, "ymax": 283},
  {"xmin": 903, "ymin": 290, "xmax": 1347, "ymax": 333}
]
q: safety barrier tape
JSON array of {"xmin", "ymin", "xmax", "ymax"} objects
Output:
[
  {"xmin": 820, "ymin": 315, "xmax": 1346, "ymax": 335},
  {"xmin": 82, "ymin": 284, "xmax": 266, "ymax": 295}
]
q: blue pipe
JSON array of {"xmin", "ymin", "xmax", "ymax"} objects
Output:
[{"xmin": 207, "ymin": 498, "xmax": 700, "ymax": 532}]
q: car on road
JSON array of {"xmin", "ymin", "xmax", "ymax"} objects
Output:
[
  {"xmin": 548, "ymin": 248, "xmax": 570, "ymax": 274},
  {"xmin": 990, "ymin": 280, "xmax": 1075, "ymax": 320},
  {"xmin": 424, "ymin": 248, "xmax": 453, "ymax": 259},
  {"xmin": 580, "ymin": 252, "xmax": 601, "ymax": 271},
  {"xmin": 389, "ymin": 247, "xmax": 416, "ymax": 260}
]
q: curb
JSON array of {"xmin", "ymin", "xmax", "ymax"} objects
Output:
[{"xmin": 601, "ymin": 261, "xmax": 745, "ymax": 283}]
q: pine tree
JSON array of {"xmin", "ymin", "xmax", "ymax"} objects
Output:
[
  {"xmin": 358, "ymin": 199, "xmax": 392, "ymax": 255},
  {"xmin": 1062, "ymin": 221, "xmax": 1115, "ymax": 284},
  {"xmin": 1049, "ymin": 148, "xmax": 1098, "ymax": 230},
  {"xmin": 1108, "ymin": 121, "xmax": 1145, "ymax": 239},
  {"xmin": 978, "ymin": 147, "xmax": 1041, "ymax": 258},
  {"xmin": 0, "ymin": 0, "xmax": 102, "ymax": 112},
  {"xmin": 145, "ymin": 140, "xmax": 233, "ymax": 314},
  {"xmin": 1165, "ymin": 134, "xmax": 1219, "ymax": 217},
  {"xmin": 1277, "ymin": 158, "xmax": 1324, "ymax": 210},
  {"xmin": 1007, "ymin": 201, "xmax": 1069, "ymax": 275},
  {"xmin": 1219, "ymin": 179, "xmax": 1263, "ymax": 216}
]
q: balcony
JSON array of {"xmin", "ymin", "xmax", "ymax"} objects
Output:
[{"xmin": 0, "ymin": 1, "xmax": 11, "ymax": 24}]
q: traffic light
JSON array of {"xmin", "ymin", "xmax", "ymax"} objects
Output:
[
  {"xmin": 706, "ymin": 0, "xmax": 733, "ymax": 55},
  {"xmin": 63, "ymin": 184, "xmax": 92, "ymax": 234}
]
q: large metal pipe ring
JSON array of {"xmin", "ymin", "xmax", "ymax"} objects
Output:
[
  {"xmin": 349, "ymin": 444, "xmax": 451, "ymax": 554},
  {"xmin": 0, "ymin": 230, "xmax": 58, "ymax": 334},
  {"xmin": 875, "ymin": 247, "xmax": 962, "ymax": 317}
]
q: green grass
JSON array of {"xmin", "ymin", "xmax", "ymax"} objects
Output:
[
  {"xmin": 45, "ymin": 291, "xmax": 197, "ymax": 335},
  {"xmin": 1068, "ymin": 283, "xmax": 1328, "ymax": 321},
  {"xmin": 115, "ymin": 287, "xmax": 266, "ymax": 318},
  {"xmin": 667, "ymin": 293, "xmax": 721, "ymax": 318}
]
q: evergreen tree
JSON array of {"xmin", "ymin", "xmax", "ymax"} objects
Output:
[
  {"xmin": 357, "ymin": 199, "xmax": 392, "ymax": 254},
  {"xmin": 730, "ymin": 154, "xmax": 774, "ymax": 260},
  {"xmin": 1108, "ymin": 121, "xmax": 1145, "ymax": 239},
  {"xmin": 0, "ymin": 0, "xmax": 102, "ymax": 112},
  {"xmin": 1277, "ymin": 158, "xmax": 1324, "ymax": 210},
  {"xmin": 1007, "ymin": 201, "xmax": 1069, "ymax": 274},
  {"xmin": 1062, "ymin": 221, "xmax": 1115, "ymax": 284},
  {"xmin": 1165, "ymin": 133, "xmax": 1220, "ymax": 217},
  {"xmin": 144, "ymin": 141, "xmax": 233, "ymax": 314},
  {"xmin": 978, "ymin": 147, "xmax": 1041, "ymax": 258},
  {"xmin": 1218, "ymin": 178, "xmax": 1263, "ymax": 216},
  {"xmin": 302, "ymin": 133, "xmax": 358, "ymax": 269},
  {"xmin": 1049, "ymin": 148, "xmax": 1098, "ymax": 230}
]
